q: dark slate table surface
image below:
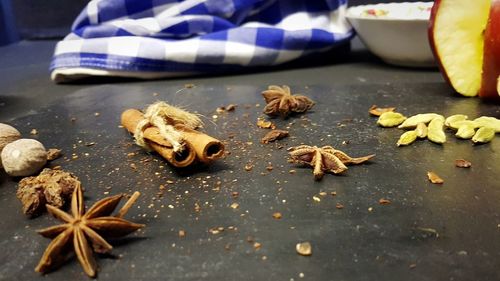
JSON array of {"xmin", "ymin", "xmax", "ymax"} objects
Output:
[{"xmin": 0, "ymin": 40, "xmax": 499, "ymax": 281}]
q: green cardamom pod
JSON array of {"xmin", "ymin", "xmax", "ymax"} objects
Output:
[
  {"xmin": 455, "ymin": 124, "xmax": 476, "ymax": 139},
  {"xmin": 445, "ymin": 114, "xmax": 468, "ymax": 127},
  {"xmin": 448, "ymin": 120, "xmax": 478, "ymax": 130},
  {"xmin": 473, "ymin": 116, "xmax": 500, "ymax": 133},
  {"xmin": 415, "ymin": 122, "xmax": 428, "ymax": 138},
  {"xmin": 377, "ymin": 112, "xmax": 407, "ymax": 128},
  {"xmin": 397, "ymin": 130, "xmax": 418, "ymax": 146},
  {"xmin": 427, "ymin": 117, "xmax": 446, "ymax": 144},
  {"xmin": 472, "ymin": 127, "xmax": 495, "ymax": 143},
  {"xmin": 398, "ymin": 113, "xmax": 444, "ymax": 129}
]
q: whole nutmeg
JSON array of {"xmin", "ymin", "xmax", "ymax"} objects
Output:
[
  {"xmin": 0, "ymin": 123, "xmax": 21, "ymax": 168},
  {"xmin": 1, "ymin": 139, "xmax": 47, "ymax": 177}
]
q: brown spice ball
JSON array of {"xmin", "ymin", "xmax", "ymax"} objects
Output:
[
  {"xmin": 0, "ymin": 123, "xmax": 21, "ymax": 168},
  {"xmin": 1, "ymin": 139, "xmax": 47, "ymax": 176}
]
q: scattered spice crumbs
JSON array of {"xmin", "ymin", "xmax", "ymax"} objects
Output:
[
  {"xmin": 416, "ymin": 227, "xmax": 439, "ymax": 238},
  {"xmin": 261, "ymin": 129, "xmax": 289, "ymax": 144},
  {"xmin": 257, "ymin": 118, "xmax": 276, "ymax": 129},
  {"xmin": 244, "ymin": 163, "xmax": 254, "ymax": 171},
  {"xmin": 296, "ymin": 242, "xmax": 312, "ymax": 256},
  {"xmin": 455, "ymin": 159, "xmax": 472, "ymax": 168},
  {"xmin": 368, "ymin": 105, "xmax": 396, "ymax": 116},
  {"xmin": 215, "ymin": 105, "xmax": 236, "ymax": 114},
  {"xmin": 209, "ymin": 227, "xmax": 224, "ymax": 235},
  {"xmin": 272, "ymin": 212, "xmax": 282, "ymax": 219},
  {"xmin": 379, "ymin": 198, "xmax": 391, "ymax": 205},
  {"xmin": 427, "ymin": 171, "xmax": 444, "ymax": 184},
  {"xmin": 46, "ymin": 148, "xmax": 62, "ymax": 161}
]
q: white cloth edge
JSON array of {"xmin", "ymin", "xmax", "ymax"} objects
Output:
[{"xmin": 51, "ymin": 67, "xmax": 197, "ymax": 83}]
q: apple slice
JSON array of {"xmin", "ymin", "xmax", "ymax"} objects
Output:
[
  {"xmin": 480, "ymin": 0, "xmax": 500, "ymax": 99},
  {"xmin": 429, "ymin": 0, "xmax": 490, "ymax": 97}
]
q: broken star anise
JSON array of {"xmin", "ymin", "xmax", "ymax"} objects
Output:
[
  {"xmin": 288, "ymin": 145, "xmax": 375, "ymax": 180},
  {"xmin": 262, "ymin": 85, "xmax": 315, "ymax": 117},
  {"xmin": 35, "ymin": 184, "xmax": 144, "ymax": 278}
]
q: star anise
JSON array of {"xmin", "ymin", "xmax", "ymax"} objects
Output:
[
  {"xmin": 288, "ymin": 145, "xmax": 375, "ymax": 180},
  {"xmin": 35, "ymin": 185, "xmax": 144, "ymax": 278},
  {"xmin": 262, "ymin": 85, "xmax": 315, "ymax": 117}
]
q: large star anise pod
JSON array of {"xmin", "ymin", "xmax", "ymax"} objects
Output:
[
  {"xmin": 262, "ymin": 85, "xmax": 315, "ymax": 117},
  {"xmin": 288, "ymin": 145, "xmax": 375, "ymax": 180},
  {"xmin": 35, "ymin": 185, "xmax": 144, "ymax": 278}
]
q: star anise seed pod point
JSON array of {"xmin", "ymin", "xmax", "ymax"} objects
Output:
[
  {"xmin": 262, "ymin": 85, "xmax": 314, "ymax": 118},
  {"xmin": 35, "ymin": 186, "xmax": 144, "ymax": 278},
  {"xmin": 288, "ymin": 145, "xmax": 374, "ymax": 180}
]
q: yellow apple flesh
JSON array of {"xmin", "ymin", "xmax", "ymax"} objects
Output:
[{"xmin": 429, "ymin": 0, "xmax": 490, "ymax": 97}]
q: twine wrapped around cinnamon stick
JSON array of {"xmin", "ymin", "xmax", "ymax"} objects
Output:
[{"xmin": 121, "ymin": 104, "xmax": 224, "ymax": 168}]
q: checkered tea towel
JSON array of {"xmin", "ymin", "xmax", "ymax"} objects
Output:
[{"xmin": 50, "ymin": 0, "xmax": 354, "ymax": 82}]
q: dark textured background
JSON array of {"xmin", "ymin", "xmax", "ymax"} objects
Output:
[
  {"xmin": 11, "ymin": 0, "xmax": 89, "ymax": 39},
  {"xmin": 1, "ymin": 1, "xmax": 500, "ymax": 280},
  {"xmin": 8, "ymin": 0, "xmax": 424, "ymax": 40},
  {"xmin": 0, "ymin": 38, "xmax": 500, "ymax": 280}
]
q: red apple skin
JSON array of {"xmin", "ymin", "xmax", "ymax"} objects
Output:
[
  {"xmin": 479, "ymin": 0, "xmax": 500, "ymax": 100},
  {"xmin": 428, "ymin": 0, "xmax": 455, "ymax": 93}
]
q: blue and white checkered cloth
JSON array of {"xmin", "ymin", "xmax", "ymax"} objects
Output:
[{"xmin": 51, "ymin": 0, "xmax": 354, "ymax": 82}]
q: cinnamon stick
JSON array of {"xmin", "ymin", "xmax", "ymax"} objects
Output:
[
  {"xmin": 121, "ymin": 109, "xmax": 224, "ymax": 167},
  {"xmin": 121, "ymin": 109, "xmax": 196, "ymax": 167},
  {"xmin": 173, "ymin": 124, "xmax": 225, "ymax": 164}
]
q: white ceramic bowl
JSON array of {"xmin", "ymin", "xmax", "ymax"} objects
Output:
[{"xmin": 346, "ymin": 2, "xmax": 435, "ymax": 67}]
